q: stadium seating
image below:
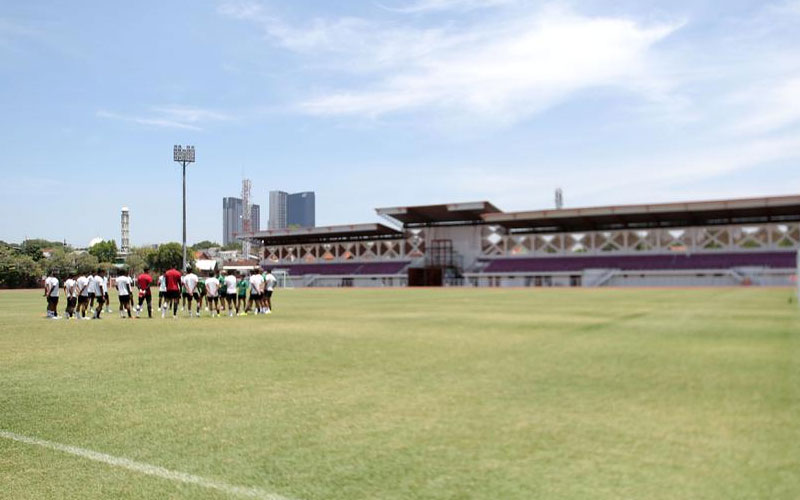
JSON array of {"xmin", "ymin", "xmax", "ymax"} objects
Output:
[
  {"xmin": 481, "ymin": 252, "xmax": 796, "ymax": 273},
  {"xmin": 273, "ymin": 261, "xmax": 411, "ymax": 276}
]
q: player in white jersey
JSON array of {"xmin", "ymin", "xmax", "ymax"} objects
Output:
[
  {"xmin": 44, "ymin": 272, "xmax": 60, "ymax": 319},
  {"xmin": 246, "ymin": 272, "xmax": 265, "ymax": 315},
  {"xmin": 76, "ymin": 273, "xmax": 91, "ymax": 319},
  {"xmin": 223, "ymin": 271, "xmax": 238, "ymax": 316},
  {"xmin": 63, "ymin": 274, "xmax": 78, "ymax": 319},
  {"xmin": 103, "ymin": 275, "xmax": 112, "ymax": 313},
  {"xmin": 87, "ymin": 273, "xmax": 96, "ymax": 309},
  {"xmin": 183, "ymin": 267, "xmax": 200, "ymax": 317},
  {"xmin": 157, "ymin": 273, "xmax": 167, "ymax": 313},
  {"xmin": 92, "ymin": 269, "xmax": 107, "ymax": 319},
  {"xmin": 263, "ymin": 269, "xmax": 278, "ymax": 314},
  {"xmin": 204, "ymin": 271, "xmax": 221, "ymax": 317},
  {"xmin": 116, "ymin": 268, "xmax": 134, "ymax": 318}
]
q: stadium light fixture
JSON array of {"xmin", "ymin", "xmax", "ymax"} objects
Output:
[{"xmin": 173, "ymin": 145, "xmax": 196, "ymax": 271}]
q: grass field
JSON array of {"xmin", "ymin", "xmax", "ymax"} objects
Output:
[{"xmin": 1, "ymin": 287, "xmax": 799, "ymax": 499}]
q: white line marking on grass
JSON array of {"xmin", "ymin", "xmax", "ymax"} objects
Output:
[{"xmin": 0, "ymin": 430, "xmax": 296, "ymax": 500}]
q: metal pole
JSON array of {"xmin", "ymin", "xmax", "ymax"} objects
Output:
[{"xmin": 182, "ymin": 161, "xmax": 187, "ymax": 271}]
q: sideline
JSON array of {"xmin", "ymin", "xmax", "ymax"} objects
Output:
[{"xmin": 0, "ymin": 430, "xmax": 296, "ymax": 500}]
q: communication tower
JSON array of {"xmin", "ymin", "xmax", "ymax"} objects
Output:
[{"xmin": 242, "ymin": 179, "xmax": 252, "ymax": 258}]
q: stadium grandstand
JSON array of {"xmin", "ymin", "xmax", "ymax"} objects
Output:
[{"xmin": 246, "ymin": 196, "xmax": 800, "ymax": 288}]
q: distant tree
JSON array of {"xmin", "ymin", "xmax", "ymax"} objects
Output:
[
  {"xmin": 0, "ymin": 246, "xmax": 43, "ymax": 288},
  {"xmin": 222, "ymin": 241, "xmax": 243, "ymax": 251},
  {"xmin": 44, "ymin": 248, "xmax": 73, "ymax": 280},
  {"xmin": 88, "ymin": 240, "xmax": 118, "ymax": 263},
  {"xmin": 24, "ymin": 238, "xmax": 67, "ymax": 249},
  {"xmin": 21, "ymin": 240, "xmax": 46, "ymax": 261},
  {"xmin": 125, "ymin": 253, "xmax": 146, "ymax": 276},
  {"xmin": 192, "ymin": 240, "xmax": 220, "ymax": 250},
  {"xmin": 74, "ymin": 253, "xmax": 100, "ymax": 275},
  {"xmin": 148, "ymin": 242, "xmax": 194, "ymax": 272}
]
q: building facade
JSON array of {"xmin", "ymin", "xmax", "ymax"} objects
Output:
[
  {"xmin": 249, "ymin": 196, "xmax": 800, "ymax": 288},
  {"xmin": 287, "ymin": 192, "xmax": 315, "ymax": 228},
  {"xmin": 223, "ymin": 197, "xmax": 260, "ymax": 245},
  {"xmin": 269, "ymin": 191, "xmax": 288, "ymax": 230},
  {"xmin": 269, "ymin": 190, "xmax": 315, "ymax": 229}
]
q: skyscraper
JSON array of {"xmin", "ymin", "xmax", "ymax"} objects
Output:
[
  {"xmin": 251, "ymin": 204, "xmax": 261, "ymax": 233},
  {"xmin": 287, "ymin": 192, "xmax": 315, "ymax": 228},
  {"xmin": 269, "ymin": 190, "xmax": 315, "ymax": 229},
  {"xmin": 269, "ymin": 191, "xmax": 288, "ymax": 229},
  {"xmin": 223, "ymin": 197, "xmax": 261, "ymax": 245}
]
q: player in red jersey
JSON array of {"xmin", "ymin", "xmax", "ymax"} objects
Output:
[
  {"xmin": 136, "ymin": 267, "xmax": 154, "ymax": 318},
  {"xmin": 164, "ymin": 267, "xmax": 183, "ymax": 319}
]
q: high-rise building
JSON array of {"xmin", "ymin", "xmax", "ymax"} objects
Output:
[
  {"xmin": 269, "ymin": 190, "xmax": 315, "ymax": 229},
  {"xmin": 251, "ymin": 204, "xmax": 261, "ymax": 232},
  {"xmin": 287, "ymin": 192, "xmax": 315, "ymax": 228},
  {"xmin": 269, "ymin": 191, "xmax": 288, "ymax": 229},
  {"xmin": 223, "ymin": 197, "xmax": 261, "ymax": 245}
]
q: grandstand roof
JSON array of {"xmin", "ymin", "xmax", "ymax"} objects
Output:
[
  {"xmin": 483, "ymin": 195, "xmax": 800, "ymax": 232},
  {"xmin": 376, "ymin": 201, "xmax": 501, "ymax": 227},
  {"xmin": 250, "ymin": 223, "xmax": 402, "ymax": 245}
]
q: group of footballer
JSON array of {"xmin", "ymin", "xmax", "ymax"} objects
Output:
[{"xmin": 43, "ymin": 266, "xmax": 278, "ymax": 320}]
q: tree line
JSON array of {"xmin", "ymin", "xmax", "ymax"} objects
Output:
[{"xmin": 0, "ymin": 239, "xmax": 221, "ymax": 288}]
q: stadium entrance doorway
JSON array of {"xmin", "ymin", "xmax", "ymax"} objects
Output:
[{"xmin": 408, "ymin": 267, "xmax": 443, "ymax": 286}]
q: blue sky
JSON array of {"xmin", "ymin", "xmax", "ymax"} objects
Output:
[{"xmin": 1, "ymin": 0, "xmax": 800, "ymax": 246}]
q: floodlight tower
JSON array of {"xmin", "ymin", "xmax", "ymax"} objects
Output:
[
  {"xmin": 173, "ymin": 145, "xmax": 196, "ymax": 271},
  {"xmin": 555, "ymin": 188, "xmax": 564, "ymax": 210},
  {"xmin": 242, "ymin": 178, "xmax": 252, "ymax": 258}
]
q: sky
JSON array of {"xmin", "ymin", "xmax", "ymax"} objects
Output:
[{"xmin": 1, "ymin": 0, "xmax": 800, "ymax": 247}]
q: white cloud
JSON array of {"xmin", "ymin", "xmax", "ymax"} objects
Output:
[
  {"xmin": 96, "ymin": 106, "xmax": 232, "ymax": 131},
  {"xmin": 451, "ymin": 131, "xmax": 800, "ymax": 210},
  {"xmin": 220, "ymin": 2, "xmax": 680, "ymax": 121},
  {"xmin": 725, "ymin": 76, "xmax": 800, "ymax": 136},
  {"xmin": 383, "ymin": 0, "xmax": 517, "ymax": 13}
]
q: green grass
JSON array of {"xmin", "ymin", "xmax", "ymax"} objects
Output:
[{"xmin": 1, "ymin": 287, "xmax": 799, "ymax": 499}]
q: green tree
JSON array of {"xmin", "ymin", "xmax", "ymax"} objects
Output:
[
  {"xmin": 192, "ymin": 240, "xmax": 220, "ymax": 250},
  {"xmin": 21, "ymin": 240, "xmax": 46, "ymax": 261},
  {"xmin": 148, "ymin": 243, "xmax": 194, "ymax": 272},
  {"xmin": 222, "ymin": 241, "xmax": 243, "ymax": 251},
  {"xmin": 125, "ymin": 253, "xmax": 146, "ymax": 276},
  {"xmin": 0, "ymin": 247, "xmax": 43, "ymax": 288},
  {"xmin": 74, "ymin": 253, "xmax": 100, "ymax": 275},
  {"xmin": 88, "ymin": 240, "xmax": 118, "ymax": 263},
  {"xmin": 44, "ymin": 248, "xmax": 73, "ymax": 279}
]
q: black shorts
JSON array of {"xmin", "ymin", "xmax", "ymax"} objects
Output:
[
  {"xmin": 47, "ymin": 296, "xmax": 59, "ymax": 306},
  {"xmin": 88, "ymin": 292, "xmax": 96, "ymax": 300},
  {"xmin": 166, "ymin": 290, "xmax": 180, "ymax": 300},
  {"xmin": 119, "ymin": 295, "xmax": 131, "ymax": 304},
  {"xmin": 250, "ymin": 293, "xmax": 262, "ymax": 301},
  {"xmin": 96, "ymin": 295, "xmax": 105, "ymax": 306},
  {"xmin": 227, "ymin": 293, "xmax": 238, "ymax": 301},
  {"xmin": 67, "ymin": 297, "xmax": 77, "ymax": 307},
  {"xmin": 78, "ymin": 295, "xmax": 89, "ymax": 304},
  {"xmin": 207, "ymin": 294, "xmax": 219, "ymax": 301},
  {"xmin": 264, "ymin": 290, "xmax": 273, "ymax": 299}
]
